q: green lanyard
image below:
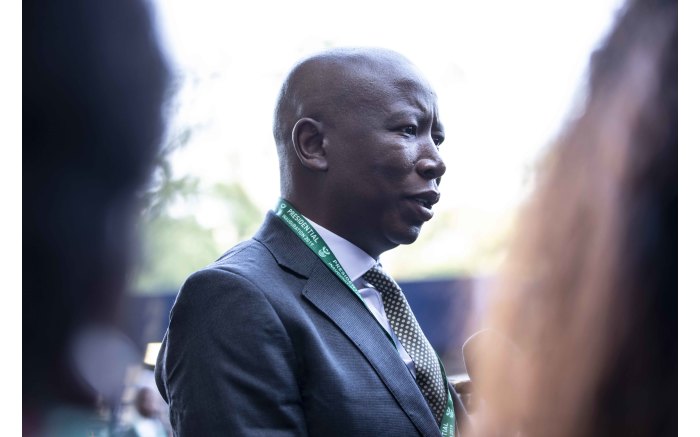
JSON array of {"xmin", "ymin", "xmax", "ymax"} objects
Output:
[{"xmin": 275, "ymin": 199, "xmax": 456, "ymax": 437}]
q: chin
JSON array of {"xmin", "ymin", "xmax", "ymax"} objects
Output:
[{"xmin": 388, "ymin": 225, "xmax": 423, "ymax": 247}]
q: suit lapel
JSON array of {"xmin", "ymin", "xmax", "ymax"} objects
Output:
[
  {"xmin": 253, "ymin": 212, "xmax": 318, "ymax": 279},
  {"xmin": 302, "ymin": 264, "xmax": 440, "ymax": 436}
]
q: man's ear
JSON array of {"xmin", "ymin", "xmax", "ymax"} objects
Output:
[{"xmin": 292, "ymin": 118, "xmax": 328, "ymax": 171}]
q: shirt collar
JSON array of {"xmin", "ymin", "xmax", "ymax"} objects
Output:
[{"xmin": 306, "ymin": 217, "xmax": 377, "ymax": 282}]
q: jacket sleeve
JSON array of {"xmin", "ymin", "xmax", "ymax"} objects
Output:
[{"xmin": 158, "ymin": 267, "xmax": 306, "ymax": 436}]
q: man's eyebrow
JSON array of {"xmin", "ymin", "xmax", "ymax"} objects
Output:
[
  {"xmin": 385, "ymin": 109, "xmax": 422, "ymax": 122},
  {"xmin": 386, "ymin": 101, "xmax": 435, "ymax": 121}
]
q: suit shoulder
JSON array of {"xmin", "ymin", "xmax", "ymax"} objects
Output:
[
  {"xmin": 177, "ymin": 237, "xmax": 284, "ymax": 302},
  {"xmin": 208, "ymin": 238, "xmax": 274, "ymax": 273},
  {"xmin": 171, "ymin": 253, "xmax": 277, "ymax": 330}
]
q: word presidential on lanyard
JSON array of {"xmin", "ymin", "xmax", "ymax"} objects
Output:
[{"xmin": 275, "ymin": 199, "xmax": 456, "ymax": 437}]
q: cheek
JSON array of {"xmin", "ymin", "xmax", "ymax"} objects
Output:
[{"xmin": 370, "ymin": 147, "xmax": 416, "ymax": 182}]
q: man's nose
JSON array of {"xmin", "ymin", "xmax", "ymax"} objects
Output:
[{"xmin": 416, "ymin": 143, "xmax": 446, "ymax": 182}]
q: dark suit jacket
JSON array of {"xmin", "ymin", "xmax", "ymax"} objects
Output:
[{"xmin": 156, "ymin": 212, "xmax": 467, "ymax": 436}]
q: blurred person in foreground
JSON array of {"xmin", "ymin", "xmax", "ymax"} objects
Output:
[
  {"xmin": 465, "ymin": 0, "xmax": 677, "ymax": 435},
  {"xmin": 156, "ymin": 47, "xmax": 468, "ymax": 436},
  {"xmin": 23, "ymin": 0, "xmax": 170, "ymax": 434}
]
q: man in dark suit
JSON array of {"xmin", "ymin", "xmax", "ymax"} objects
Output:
[{"xmin": 156, "ymin": 47, "xmax": 467, "ymax": 436}]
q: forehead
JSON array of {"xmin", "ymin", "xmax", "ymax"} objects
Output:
[{"xmin": 346, "ymin": 63, "xmax": 439, "ymax": 120}]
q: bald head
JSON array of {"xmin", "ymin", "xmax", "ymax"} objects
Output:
[
  {"xmin": 273, "ymin": 48, "xmax": 432, "ymax": 189},
  {"xmin": 271, "ymin": 48, "xmax": 445, "ymax": 257}
]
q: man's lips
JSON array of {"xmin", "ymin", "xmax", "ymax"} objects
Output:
[
  {"xmin": 406, "ymin": 190, "xmax": 440, "ymax": 209},
  {"xmin": 404, "ymin": 190, "xmax": 440, "ymax": 222}
]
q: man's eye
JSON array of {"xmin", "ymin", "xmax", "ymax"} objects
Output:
[
  {"xmin": 402, "ymin": 126, "xmax": 417, "ymax": 135},
  {"xmin": 433, "ymin": 137, "xmax": 443, "ymax": 147}
]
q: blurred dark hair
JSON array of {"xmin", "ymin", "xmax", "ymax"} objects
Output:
[
  {"xmin": 23, "ymin": 0, "xmax": 170, "ymax": 408},
  {"xmin": 473, "ymin": 0, "xmax": 677, "ymax": 435}
]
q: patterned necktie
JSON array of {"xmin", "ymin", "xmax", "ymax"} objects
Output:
[{"xmin": 363, "ymin": 265, "xmax": 447, "ymax": 422}]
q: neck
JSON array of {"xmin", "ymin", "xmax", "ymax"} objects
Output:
[{"xmin": 281, "ymin": 194, "xmax": 390, "ymax": 259}]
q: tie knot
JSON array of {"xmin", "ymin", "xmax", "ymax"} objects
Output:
[{"xmin": 362, "ymin": 266, "xmax": 400, "ymax": 294}]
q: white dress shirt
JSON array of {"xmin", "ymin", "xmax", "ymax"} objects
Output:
[{"xmin": 306, "ymin": 218, "xmax": 417, "ymax": 378}]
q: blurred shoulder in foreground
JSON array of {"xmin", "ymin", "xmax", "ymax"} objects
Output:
[
  {"xmin": 468, "ymin": 0, "xmax": 677, "ymax": 435},
  {"xmin": 23, "ymin": 0, "xmax": 170, "ymax": 434}
]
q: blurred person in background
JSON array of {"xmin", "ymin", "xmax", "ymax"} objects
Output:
[
  {"xmin": 23, "ymin": 0, "xmax": 170, "ymax": 434},
  {"xmin": 464, "ymin": 0, "xmax": 677, "ymax": 435},
  {"xmin": 123, "ymin": 387, "xmax": 170, "ymax": 437}
]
